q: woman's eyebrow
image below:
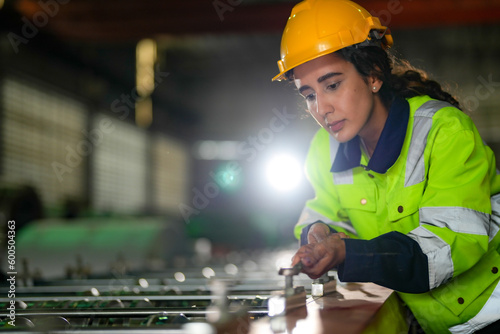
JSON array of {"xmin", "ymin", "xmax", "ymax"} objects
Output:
[
  {"xmin": 298, "ymin": 72, "xmax": 342, "ymax": 95},
  {"xmin": 298, "ymin": 85, "xmax": 311, "ymax": 95},
  {"xmin": 317, "ymin": 72, "xmax": 341, "ymax": 83}
]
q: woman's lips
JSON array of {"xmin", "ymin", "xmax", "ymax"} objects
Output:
[{"xmin": 328, "ymin": 120, "xmax": 345, "ymax": 133}]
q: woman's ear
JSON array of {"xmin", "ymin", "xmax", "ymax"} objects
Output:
[{"xmin": 369, "ymin": 75, "xmax": 384, "ymax": 93}]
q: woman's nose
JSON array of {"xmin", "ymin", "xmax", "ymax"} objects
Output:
[{"xmin": 315, "ymin": 94, "xmax": 334, "ymax": 118}]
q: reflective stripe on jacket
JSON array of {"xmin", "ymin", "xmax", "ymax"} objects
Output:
[{"xmin": 296, "ymin": 95, "xmax": 500, "ymax": 333}]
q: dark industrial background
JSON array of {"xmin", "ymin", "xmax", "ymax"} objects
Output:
[{"xmin": 1, "ymin": 0, "xmax": 500, "ymax": 278}]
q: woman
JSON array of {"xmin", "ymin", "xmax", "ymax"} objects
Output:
[{"xmin": 272, "ymin": 0, "xmax": 500, "ymax": 333}]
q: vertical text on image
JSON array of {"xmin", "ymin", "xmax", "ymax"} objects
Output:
[{"xmin": 6, "ymin": 220, "xmax": 16, "ymax": 326}]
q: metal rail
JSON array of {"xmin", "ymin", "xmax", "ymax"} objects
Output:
[{"xmin": 0, "ymin": 308, "xmax": 268, "ymax": 318}]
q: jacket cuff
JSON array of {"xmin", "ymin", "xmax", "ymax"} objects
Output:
[{"xmin": 337, "ymin": 232, "xmax": 430, "ymax": 293}]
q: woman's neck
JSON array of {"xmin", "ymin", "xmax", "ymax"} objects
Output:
[
  {"xmin": 359, "ymin": 96, "xmax": 390, "ymax": 158},
  {"xmin": 360, "ymin": 137, "xmax": 375, "ymax": 158}
]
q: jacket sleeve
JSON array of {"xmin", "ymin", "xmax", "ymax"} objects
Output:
[
  {"xmin": 294, "ymin": 129, "xmax": 357, "ymax": 240},
  {"xmin": 338, "ymin": 232, "xmax": 430, "ymax": 293},
  {"xmin": 405, "ymin": 106, "xmax": 493, "ymax": 290}
]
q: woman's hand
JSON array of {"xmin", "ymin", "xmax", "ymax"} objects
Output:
[
  {"xmin": 307, "ymin": 222, "xmax": 332, "ymax": 244},
  {"xmin": 292, "ymin": 232, "xmax": 348, "ymax": 279}
]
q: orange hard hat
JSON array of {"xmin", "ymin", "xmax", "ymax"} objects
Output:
[{"xmin": 273, "ymin": 0, "xmax": 393, "ymax": 81}]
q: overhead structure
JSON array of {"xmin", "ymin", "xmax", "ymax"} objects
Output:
[{"xmin": 4, "ymin": 0, "xmax": 500, "ymax": 42}]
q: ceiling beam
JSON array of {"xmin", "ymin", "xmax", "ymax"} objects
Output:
[{"xmin": 8, "ymin": 0, "xmax": 500, "ymax": 42}]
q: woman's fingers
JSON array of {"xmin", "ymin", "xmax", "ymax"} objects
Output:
[
  {"xmin": 291, "ymin": 234, "xmax": 347, "ymax": 279},
  {"xmin": 307, "ymin": 222, "xmax": 332, "ymax": 244}
]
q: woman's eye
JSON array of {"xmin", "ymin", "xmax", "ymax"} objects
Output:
[
  {"xmin": 327, "ymin": 82, "xmax": 340, "ymax": 90},
  {"xmin": 304, "ymin": 93, "xmax": 316, "ymax": 101}
]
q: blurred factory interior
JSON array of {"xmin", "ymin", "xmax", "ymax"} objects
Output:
[{"xmin": 1, "ymin": 0, "xmax": 500, "ymax": 279}]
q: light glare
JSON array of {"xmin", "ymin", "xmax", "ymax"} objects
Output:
[
  {"xmin": 266, "ymin": 154, "xmax": 302, "ymax": 191},
  {"xmin": 202, "ymin": 267, "xmax": 216, "ymax": 278},
  {"xmin": 174, "ymin": 272, "xmax": 186, "ymax": 282},
  {"xmin": 224, "ymin": 263, "xmax": 239, "ymax": 275},
  {"xmin": 138, "ymin": 278, "xmax": 149, "ymax": 288}
]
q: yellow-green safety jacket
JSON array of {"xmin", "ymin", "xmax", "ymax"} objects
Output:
[{"xmin": 295, "ymin": 95, "xmax": 500, "ymax": 333}]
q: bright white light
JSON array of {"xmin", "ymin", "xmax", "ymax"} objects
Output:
[
  {"xmin": 265, "ymin": 154, "xmax": 302, "ymax": 191},
  {"xmin": 224, "ymin": 263, "xmax": 238, "ymax": 276},
  {"xmin": 174, "ymin": 272, "xmax": 186, "ymax": 282},
  {"xmin": 194, "ymin": 238, "xmax": 212, "ymax": 256},
  {"xmin": 268, "ymin": 295, "xmax": 286, "ymax": 316},
  {"xmin": 202, "ymin": 267, "xmax": 216, "ymax": 278},
  {"xmin": 138, "ymin": 278, "xmax": 149, "ymax": 288},
  {"xmin": 196, "ymin": 141, "xmax": 218, "ymax": 160}
]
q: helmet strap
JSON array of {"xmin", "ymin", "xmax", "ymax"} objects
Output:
[{"xmin": 355, "ymin": 29, "xmax": 388, "ymax": 49}]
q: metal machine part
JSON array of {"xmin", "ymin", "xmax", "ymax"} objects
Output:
[
  {"xmin": 311, "ymin": 272, "xmax": 337, "ymax": 297},
  {"xmin": 0, "ymin": 249, "xmax": 313, "ymax": 333},
  {"xmin": 278, "ymin": 261, "xmax": 302, "ymax": 297},
  {"xmin": 0, "ymin": 249, "xmax": 401, "ymax": 333},
  {"xmin": 268, "ymin": 262, "xmax": 307, "ymax": 317}
]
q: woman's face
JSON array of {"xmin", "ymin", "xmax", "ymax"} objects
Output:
[{"xmin": 293, "ymin": 53, "xmax": 384, "ymax": 143}]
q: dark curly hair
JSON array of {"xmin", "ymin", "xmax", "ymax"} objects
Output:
[
  {"xmin": 287, "ymin": 44, "xmax": 461, "ymax": 111},
  {"xmin": 336, "ymin": 45, "xmax": 461, "ymax": 110}
]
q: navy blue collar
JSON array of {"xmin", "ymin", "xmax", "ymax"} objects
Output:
[{"xmin": 330, "ymin": 96, "xmax": 409, "ymax": 174}]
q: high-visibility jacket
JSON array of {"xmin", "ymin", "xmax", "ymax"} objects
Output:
[{"xmin": 295, "ymin": 95, "xmax": 500, "ymax": 334}]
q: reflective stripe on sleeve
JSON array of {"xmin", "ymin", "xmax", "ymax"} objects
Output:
[
  {"xmin": 490, "ymin": 193, "xmax": 500, "ymax": 242},
  {"xmin": 448, "ymin": 279, "xmax": 500, "ymax": 334},
  {"xmin": 413, "ymin": 206, "xmax": 490, "ymax": 288},
  {"xmin": 446, "ymin": 195, "xmax": 500, "ymax": 333},
  {"xmin": 296, "ymin": 206, "xmax": 357, "ymax": 235},
  {"xmin": 420, "ymin": 207, "xmax": 490, "ymax": 236},
  {"xmin": 405, "ymin": 100, "xmax": 453, "ymax": 187},
  {"xmin": 407, "ymin": 226, "xmax": 453, "ymax": 289}
]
